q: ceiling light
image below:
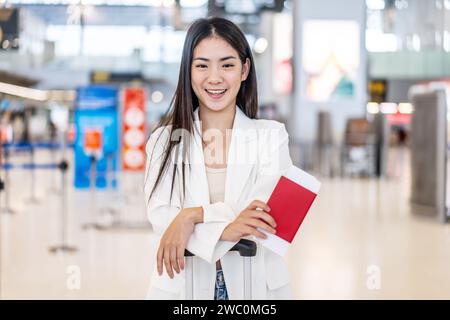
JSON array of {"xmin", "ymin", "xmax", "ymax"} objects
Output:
[{"xmin": 254, "ymin": 37, "xmax": 268, "ymax": 54}]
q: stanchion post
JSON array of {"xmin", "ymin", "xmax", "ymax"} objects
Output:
[
  {"xmin": 82, "ymin": 155, "xmax": 100, "ymax": 230},
  {"xmin": 27, "ymin": 144, "xmax": 39, "ymax": 204},
  {"xmin": 90, "ymin": 155, "xmax": 97, "ymax": 219},
  {"xmin": 1, "ymin": 146, "xmax": 15, "ymax": 214},
  {"xmin": 50, "ymin": 140, "xmax": 59, "ymax": 193},
  {"xmin": 49, "ymin": 130, "xmax": 77, "ymax": 253},
  {"xmin": 49, "ymin": 159, "xmax": 77, "ymax": 253},
  {"xmin": 100, "ymin": 153, "xmax": 118, "ymax": 217}
]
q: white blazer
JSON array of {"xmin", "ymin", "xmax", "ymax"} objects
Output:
[{"xmin": 144, "ymin": 106, "xmax": 294, "ymax": 300}]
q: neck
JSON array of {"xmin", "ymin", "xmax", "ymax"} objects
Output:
[{"xmin": 199, "ymin": 105, "xmax": 236, "ymax": 134}]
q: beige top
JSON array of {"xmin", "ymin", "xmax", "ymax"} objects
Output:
[
  {"xmin": 205, "ymin": 166, "xmax": 227, "ymax": 271},
  {"xmin": 205, "ymin": 166, "xmax": 227, "ymax": 203}
]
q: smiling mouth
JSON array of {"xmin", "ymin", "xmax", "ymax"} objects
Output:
[{"xmin": 205, "ymin": 89, "xmax": 227, "ymax": 94}]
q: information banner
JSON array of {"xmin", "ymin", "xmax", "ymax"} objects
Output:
[
  {"xmin": 74, "ymin": 85, "xmax": 118, "ymax": 189},
  {"xmin": 121, "ymin": 87, "xmax": 147, "ymax": 171}
]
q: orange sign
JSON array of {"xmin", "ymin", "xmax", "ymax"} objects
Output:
[
  {"xmin": 84, "ymin": 129, "xmax": 102, "ymax": 157},
  {"xmin": 0, "ymin": 126, "xmax": 12, "ymax": 143},
  {"xmin": 122, "ymin": 88, "xmax": 147, "ymax": 171}
]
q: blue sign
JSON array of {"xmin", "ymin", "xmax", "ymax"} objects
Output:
[{"xmin": 74, "ymin": 85, "xmax": 119, "ymax": 189}]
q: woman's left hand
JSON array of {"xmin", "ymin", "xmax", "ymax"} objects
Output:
[{"xmin": 156, "ymin": 207, "xmax": 202, "ymax": 279}]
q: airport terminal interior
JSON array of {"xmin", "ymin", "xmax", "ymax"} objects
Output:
[{"xmin": 1, "ymin": 0, "xmax": 450, "ymax": 299}]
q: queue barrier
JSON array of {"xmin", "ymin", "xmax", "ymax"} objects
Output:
[
  {"xmin": 2, "ymin": 163, "xmax": 59, "ymax": 170},
  {"xmin": 2, "ymin": 142, "xmax": 73, "ymax": 150},
  {"xmin": 0, "ymin": 138, "xmax": 78, "ymax": 253}
]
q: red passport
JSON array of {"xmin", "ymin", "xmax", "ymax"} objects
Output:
[{"xmin": 259, "ymin": 166, "xmax": 321, "ymax": 256}]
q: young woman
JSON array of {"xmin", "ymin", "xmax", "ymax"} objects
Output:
[{"xmin": 144, "ymin": 17, "xmax": 294, "ymax": 300}]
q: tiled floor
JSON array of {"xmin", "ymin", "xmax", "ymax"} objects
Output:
[{"xmin": 1, "ymin": 147, "xmax": 449, "ymax": 299}]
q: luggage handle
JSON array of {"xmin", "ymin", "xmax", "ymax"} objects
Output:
[
  {"xmin": 184, "ymin": 238, "xmax": 257, "ymax": 257},
  {"xmin": 184, "ymin": 239, "xmax": 256, "ymax": 300}
]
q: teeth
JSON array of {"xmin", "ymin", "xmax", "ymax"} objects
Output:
[{"xmin": 206, "ymin": 89, "xmax": 226, "ymax": 94}]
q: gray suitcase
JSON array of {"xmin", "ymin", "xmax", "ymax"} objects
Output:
[{"xmin": 184, "ymin": 239, "xmax": 257, "ymax": 300}]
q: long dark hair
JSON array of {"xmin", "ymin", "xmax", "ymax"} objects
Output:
[{"xmin": 146, "ymin": 17, "xmax": 258, "ymax": 204}]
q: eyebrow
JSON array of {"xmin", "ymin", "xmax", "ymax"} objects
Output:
[{"xmin": 192, "ymin": 56, "xmax": 238, "ymax": 62}]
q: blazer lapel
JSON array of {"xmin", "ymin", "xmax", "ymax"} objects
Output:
[
  {"xmin": 224, "ymin": 107, "xmax": 257, "ymax": 205},
  {"xmin": 186, "ymin": 109, "xmax": 211, "ymax": 206}
]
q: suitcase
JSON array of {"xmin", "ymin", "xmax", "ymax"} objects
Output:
[{"xmin": 184, "ymin": 239, "xmax": 257, "ymax": 300}]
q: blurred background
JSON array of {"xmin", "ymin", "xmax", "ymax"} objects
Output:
[{"xmin": 0, "ymin": 0, "xmax": 450, "ymax": 299}]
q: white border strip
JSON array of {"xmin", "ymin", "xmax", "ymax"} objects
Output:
[
  {"xmin": 285, "ymin": 166, "xmax": 321, "ymax": 194},
  {"xmin": 257, "ymin": 228, "xmax": 290, "ymax": 257}
]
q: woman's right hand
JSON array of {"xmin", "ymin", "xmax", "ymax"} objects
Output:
[
  {"xmin": 220, "ymin": 200, "xmax": 277, "ymax": 242},
  {"xmin": 156, "ymin": 207, "xmax": 199, "ymax": 279}
]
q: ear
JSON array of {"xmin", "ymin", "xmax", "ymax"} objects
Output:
[{"xmin": 241, "ymin": 58, "xmax": 251, "ymax": 82}]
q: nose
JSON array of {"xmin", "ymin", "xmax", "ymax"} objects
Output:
[{"xmin": 207, "ymin": 66, "xmax": 223, "ymax": 84}]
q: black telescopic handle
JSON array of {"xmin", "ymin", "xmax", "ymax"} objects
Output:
[{"xmin": 184, "ymin": 239, "xmax": 257, "ymax": 258}]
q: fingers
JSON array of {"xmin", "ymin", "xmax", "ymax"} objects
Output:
[
  {"xmin": 244, "ymin": 225, "xmax": 267, "ymax": 239},
  {"xmin": 163, "ymin": 249, "xmax": 174, "ymax": 279},
  {"xmin": 156, "ymin": 211, "xmax": 194, "ymax": 278},
  {"xmin": 177, "ymin": 247, "xmax": 185, "ymax": 271},
  {"xmin": 245, "ymin": 218, "xmax": 276, "ymax": 234},
  {"xmin": 170, "ymin": 245, "xmax": 180, "ymax": 274},
  {"xmin": 158, "ymin": 242, "xmax": 185, "ymax": 279},
  {"xmin": 251, "ymin": 210, "xmax": 277, "ymax": 228},
  {"xmin": 246, "ymin": 199, "xmax": 271, "ymax": 213},
  {"xmin": 157, "ymin": 245, "xmax": 164, "ymax": 276}
]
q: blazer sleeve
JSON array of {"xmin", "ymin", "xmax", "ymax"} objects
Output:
[
  {"xmin": 144, "ymin": 126, "xmax": 182, "ymax": 236},
  {"xmin": 186, "ymin": 122, "xmax": 293, "ymax": 264}
]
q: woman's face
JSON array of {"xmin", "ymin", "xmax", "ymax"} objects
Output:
[{"xmin": 191, "ymin": 36, "xmax": 250, "ymax": 113}]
